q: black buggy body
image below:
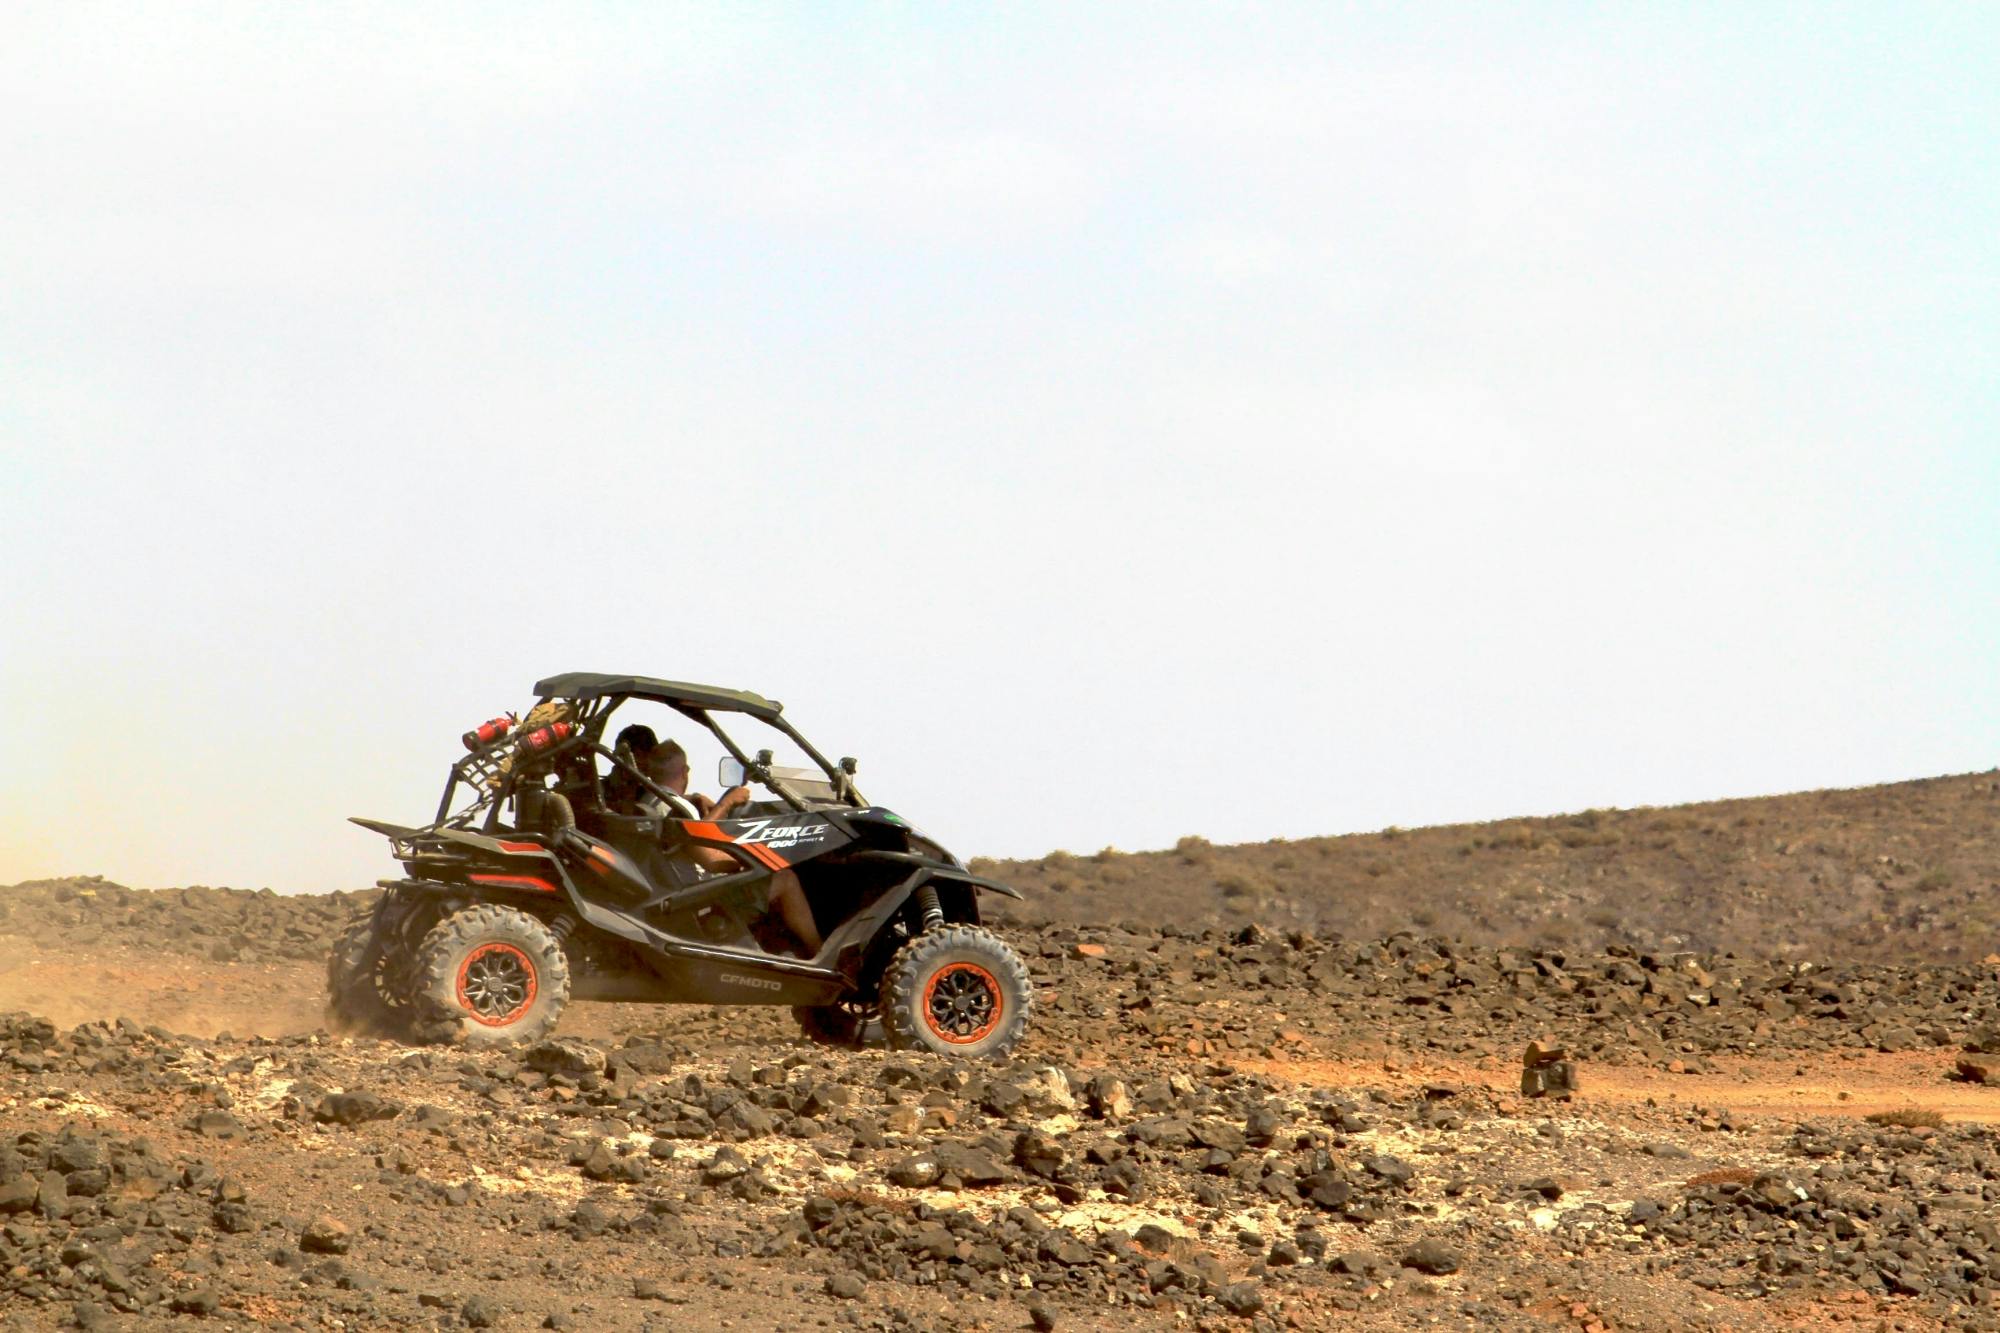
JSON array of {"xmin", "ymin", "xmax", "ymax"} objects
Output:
[{"xmin": 333, "ymin": 672, "xmax": 1032, "ymax": 1057}]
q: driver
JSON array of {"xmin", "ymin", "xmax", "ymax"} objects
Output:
[
  {"xmin": 644, "ymin": 739, "xmax": 824, "ymax": 957},
  {"xmin": 647, "ymin": 739, "xmax": 751, "ymax": 820}
]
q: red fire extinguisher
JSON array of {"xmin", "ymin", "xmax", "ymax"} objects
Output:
[
  {"xmin": 461, "ymin": 715, "xmax": 517, "ymax": 750},
  {"xmin": 519, "ymin": 721, "xmax": 574, "ymax": 752}
]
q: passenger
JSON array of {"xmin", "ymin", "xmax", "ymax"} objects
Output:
[
  {"xmin": 644, "ymin": 740, "xmax": 823, "ymax": 956},
  {"xmin": 603, "ymin": 724, "xmax": 663, "ymax": 814}
]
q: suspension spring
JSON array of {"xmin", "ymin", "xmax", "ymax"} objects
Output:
[
  {"xmin": 548, "ymin": 912, "xmax": 578, "ymax": 945},
  {"xmin": 916, "ymin": 884, "xmax": 943, "ymax": 933}
]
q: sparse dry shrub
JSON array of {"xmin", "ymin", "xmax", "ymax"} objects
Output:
[
  {"xmin": 1216, "ymin": 871, "xmax": 1269, "ymax": 901},
  {"xmin": 1044, "ymin": 850, "xmax": 1075, "ymax": 868},
  {"xmin": 1092, "ymin": 846, "xmax": 1120, "ymax": 862},
  {"xmin": 1685, "ymin": 1168, "xmax": 1758, "ymax": 1190},
  {"xmin": 1381, "ymin": 825, "xmax": 1404, "ymax": 840},
  {"xmin": 1915, "ymin": 868, "xmax": 1953, "ymax": 892},
  {"xmin": 1363, "ymin": 861, "xmax": 1390, "ymax": 879},
  {"xmin": 1495, "ymin": 824, "xmax": 1537, "ymax": 850},
  {"xmin": 1866, "ymin": 1108, "xmax": 1946, "ymax": 1129},
  {"xmin": 1411, "ymin": 908, "xmax": 1437, "ymax": 929},
  {"xmin": 1175, "ymin": 835, "xmax": 1212, "ymax": 864}
]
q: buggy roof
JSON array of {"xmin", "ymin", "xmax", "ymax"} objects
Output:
[{"xmin": 533, "ymin": 672, "xmax": 783, "ymax": 721}]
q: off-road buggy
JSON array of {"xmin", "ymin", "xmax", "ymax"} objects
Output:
[{"xmin": 331, "ymin": 672, "xmax": 1032, "ymax": 1057}]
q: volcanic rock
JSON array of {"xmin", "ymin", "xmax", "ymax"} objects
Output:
[
  {"xmin": 1216, "ymin": 1279, "xmax": 1265, "ymax": 1315},
  {"xmin": 300, "ymin": 1215, "xmax": 352, "ymax": 1255},
  {"xmin": 1086, "ymin": 1074, "xmax": 1133, "ymax": 1121},
  {"xmin": 1402, "ymin": 1239, "xmax": 1461, "ymax": 1274},
  {"xmin": 192, "ymin": 1109, "xmax": 244, "ymax": 1139},
  {"xmin": 1019, "ymin": 1066, "xmax": 1076, "ymax": 1112},
  {"xmin": 699, "ymin": 1146, "xmax": 749, "ymax": 1185},
  {"xmin": 581, "ymin": 1140, "xmax": 646, "ymax": 1184},
  {"xmin": 314, "ymin": 1091, "xmax": 402, "ymax": 1126},
  {"xmin": 170, "ymin": 1288, "xmax": 220, "ymax": 1316},
  {"xmin": 1013, "ymin": 1130, "xmax": 1067, "ymax": 1179},
  {"xmin": 525, "ymin": 1038, "xmax": 607, "ymax": 1078},
  {"xmin": 0, "ymin": 1173, "xmax": 37, "ymax": 1213}
]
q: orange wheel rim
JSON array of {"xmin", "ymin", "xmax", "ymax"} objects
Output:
[
  {"xmin": 455, "ymin": 942, "xmax": 537, "ymax": 1026},
  {"xmin": 921, "ymin": 961, "xmax": 1002, "ymax": 1044}
]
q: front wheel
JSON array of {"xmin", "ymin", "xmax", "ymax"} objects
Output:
[
  {"xmin": 412, "ymin": 905, "xmax": 571, "ymax": 1047},
  {"xmin": 880, "ymin": 925, "xmax": 1032, "ymax": 1060}
]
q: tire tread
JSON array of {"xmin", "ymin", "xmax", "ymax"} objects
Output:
[
  {"xmin": 412, "ymin": 904, "xmax": 571, "ymax": 1047},
  {"xmin": 880, "ymin": 924, "xmax": 1032, "ymax": 1059}
]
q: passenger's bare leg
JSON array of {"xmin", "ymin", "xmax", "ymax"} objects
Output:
[{"xmin": 768, "ymin": 870, "xmax": 822, "ymax": 955}]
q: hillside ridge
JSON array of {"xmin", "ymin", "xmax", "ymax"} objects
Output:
[{"xmin": 974, "ymin": 769, "xmax": 2000, "ymax": 962}]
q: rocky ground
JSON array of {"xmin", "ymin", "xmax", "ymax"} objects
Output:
[{"xmin": 2, "ymin": 889, "xmax": 1999, "ymax": 1330}]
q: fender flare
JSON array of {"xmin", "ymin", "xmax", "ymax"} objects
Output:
[{"xmin": 844, "ymin": 850, "xmax": 1022, "ymax": 899}]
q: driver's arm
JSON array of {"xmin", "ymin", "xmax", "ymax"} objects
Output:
[{"xmin": 707, "ymin": 785, "xmax": 753, "ymax": 820}]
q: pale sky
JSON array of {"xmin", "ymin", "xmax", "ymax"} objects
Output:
[{"xmin": 4, "ymin": 4, "xmax": 1996, "ymax": 893}]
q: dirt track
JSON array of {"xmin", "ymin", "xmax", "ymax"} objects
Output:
[
  {"xmin": 7, "ymin": 938, "xmax": 1994, "ymax": 1123},
  {"xmin": 6, "ymin": 911, "xmax": 2000, "ymax": 1331},
  {"xmin": 10, "ymin": 929, "xmax": 1996, "ymax": 1120}
]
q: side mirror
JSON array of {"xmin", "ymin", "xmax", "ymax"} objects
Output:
[
  {"xmin": 718, "ymin": 757, "xmax": 747, "ymax": 788},
  {"xmin": 839, "ymin": 756, "xmax": 859, "ymax": 775}
]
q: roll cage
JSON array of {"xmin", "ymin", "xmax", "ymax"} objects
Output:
[{"xmin": 433, "ymin": 676, "xmax": 868, "ymax": 832}]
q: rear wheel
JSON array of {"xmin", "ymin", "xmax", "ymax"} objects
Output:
[
  {"xmin": 327, "ymin": 908, "xmax": 404, "ymax": 1037},
  {"xmin": 881, "ymin": 925, "xmax": 1031, "ymax": 1059},
  {"xmin": 412, "ymin": 905, "xmax": 570, "ymax": 1047}
]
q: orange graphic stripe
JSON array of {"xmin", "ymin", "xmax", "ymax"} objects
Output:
[
  {"xmin": 681, "ymin": 819, "xmax": 787, "ymax": 872},
  {"xmin": 470, "ymin": 873, "xmax": 559, "ymax": 894}
]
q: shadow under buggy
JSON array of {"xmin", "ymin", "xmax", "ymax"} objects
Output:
[{"xmin": 332, "ymin": 672, "xmax": 1032, "ymax": 1057}]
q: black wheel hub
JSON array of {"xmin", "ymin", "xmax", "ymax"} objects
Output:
[
  {"xmin": 927, "ymin": 968, "xmax": 997, "ymax": 1039},
  {"xmin": 461, "ymin": 951, "xmax": 530, "ymax": 1018}
]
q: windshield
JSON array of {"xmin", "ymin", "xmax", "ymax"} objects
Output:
[
  {"xmin": 705, "ymin": 712, "xmax": 850, "ymax": 807},
  {"xmin": 589, "ymin": 700, "xmax": 854, "ymax": 811}
]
